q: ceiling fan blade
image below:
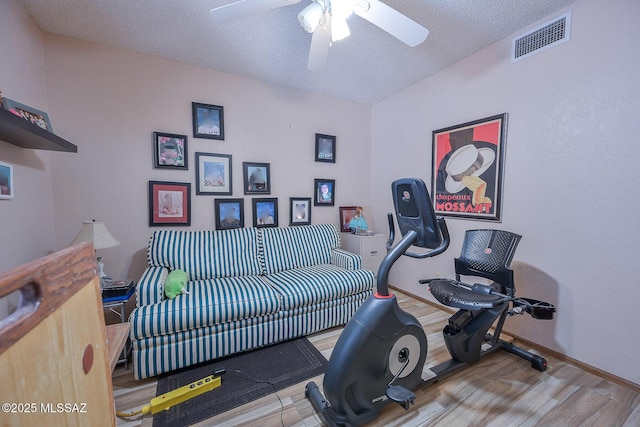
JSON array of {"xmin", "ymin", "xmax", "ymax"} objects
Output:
[
  {"xmin": 308, "ymin": 13, "xmax": 331, "ymax": 71},
  {"xmin": 354, "ymin": 0, "xmax": 429, "ymax": 47},
  {"xmin": 210, "ymin": 0, "xmax": 301, "ymax": 25}
]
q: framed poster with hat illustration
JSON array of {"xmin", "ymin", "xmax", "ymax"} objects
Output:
[{"xmin": 431, "ymin": 113, "xmax": 508, "ymax": 221}]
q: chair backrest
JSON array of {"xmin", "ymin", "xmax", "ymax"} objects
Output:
[{"xmin": 454, "ymin": 229, "xmax": 521, "ymax": 296}]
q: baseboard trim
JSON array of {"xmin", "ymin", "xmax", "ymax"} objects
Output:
[{"xmin": 390, "ymin": 285, "xmax": 640, "ymax": 394}]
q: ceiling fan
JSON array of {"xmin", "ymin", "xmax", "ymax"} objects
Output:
[{"xmin": 210, "ymin": 0, "xmax": 429, "ymax": 71}]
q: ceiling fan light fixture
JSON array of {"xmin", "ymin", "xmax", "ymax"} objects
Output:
[
  {"xmin": 330, "ymin": 0, "xmax": 356, "ymax": 20},
  {"xmin": 298, "ymin": 1, "xmax": 325, "ymax": 33},
  {"xmin": 331, "ymin": 16, "xmax": 350, "ymax": 42},
  {"xmin": 353, "ymin": 0, "xmax": 370, "ymax": 15}
]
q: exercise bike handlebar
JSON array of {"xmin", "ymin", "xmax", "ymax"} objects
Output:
[
  {"xmin": 378, "ymin": 229, "xmax": 418, "ymax": 296},
  {"xmin": 378, "ymin": 214, "xmax": 451, "ymax": 296}
]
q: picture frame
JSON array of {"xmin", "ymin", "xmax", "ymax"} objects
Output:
[
  {"xmin": 314, "ymin": 178, "xmax": 335, "ymax": 206},
  {"xmin": 243, "ymin": 162, "xmax": 271, "ymax": 195},
  {"xmin": 0, "ymin": 161, "xmax": 14, "ymax": 200},
  {"xmin": 339, "ymin": 206, "xmax": 358, "ymax": 232},
  {"xmin": 153, "ymin": 132, "xmax": 188, "ymax": 170},
  {"xmin": 192, "ymin": 102, "xmax": 224, "ymax": 140},
  {"xmin": 2, "ymin": 97, "xmax": 54, "ymax": 132},
  {"xmin": 431, "ymin": 113, "xmax": 508, "ymax": 221},
  {"xmin": 252, "ymin": 197, "xmax": 278, "ymax": 228},
  {"xmin": 315, "ymin": 133, "xmax": 336, "ymax": 163},
  {"xmin": 195, "ymin": 152, "xmax": 232, "ymax": 195},
  {"xmin": 148, "ymin": 181, "xmax": 191, "ymax": 226},
  {"xmin": 289, "ymin": 197, "xmax": 312, "ymax": 226},
  {"xmin": 215, "ymin": 198, "xmax": 244, "ymax": 230}
]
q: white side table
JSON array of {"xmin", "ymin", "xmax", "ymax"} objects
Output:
[{"xmin": 341, "ymin": 232, "xmax": 387, "ymax": 276}]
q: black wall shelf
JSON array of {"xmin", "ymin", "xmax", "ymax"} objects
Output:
[{"xmin": 0, "ymin": 108, "xmax": 77, "ymax": 153}]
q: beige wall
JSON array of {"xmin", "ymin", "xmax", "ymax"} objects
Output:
[
  {"xmin": 0, "ymin": 0, "xmax": 56, "ymax": 316},
  {"xmin": 42, "ymin": 36, "xmax": 372, "ymax": 281},
  {"xmin": 371, "ymin": 0, "xmax": 640, "ymax": 384}
]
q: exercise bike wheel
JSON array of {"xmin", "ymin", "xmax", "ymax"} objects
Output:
[{"xmin": 388, "ymin": 333, "xmax": 423, "ymax": 379}]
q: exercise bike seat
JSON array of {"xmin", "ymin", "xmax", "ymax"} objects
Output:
[
  {"xmin": 429, "ymin": 279, "xmax": 505, "ymax": 310},
  {"xmin": 427, "ymin": 229, "xmax": 522, "ymax": 311}
]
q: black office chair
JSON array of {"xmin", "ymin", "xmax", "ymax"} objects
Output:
[{"xmin": 424, "ymin": 229, "xmax": 555, "ymax": 370}]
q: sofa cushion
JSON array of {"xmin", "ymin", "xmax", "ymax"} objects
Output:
[
  {"xmin": 264, "ymin": 264, "xmax": 375, "ymax": 310},
  {"xmin": 261, "ymin": 224, "xmax": 341, "ymax": 274},
  {"xmin": 147, "ymin": 228, "xmax": 262, "ymax": 280},
  {"xmin": 130, "ymin": 275, "xmax": 281, "ymax": 339}
]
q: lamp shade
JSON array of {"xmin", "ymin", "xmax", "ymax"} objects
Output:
[{"xmin": 70, "ymin": 220, "xmax": 120, "ymax": 249}]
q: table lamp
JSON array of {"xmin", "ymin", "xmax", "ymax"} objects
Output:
[{"xmin": 70, "ymin": 219, "xmax": 120, "ymax": 282}]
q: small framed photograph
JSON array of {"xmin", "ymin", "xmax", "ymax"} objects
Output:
[
  {"xmin": 315, "ymin": 133, "xmax": 336, "ymax": 163},
  {"xmin": 252, "ymin": 198, "xmax": 278, "ymax": 228},
  {"xmin": 195, "ymin": 152, "xmax": 232, "ymax": 195},
  {"xmin": 153, "ymin": 132, "xmax": 188, "ymax": 170},
  {"xmin": 192, "ymin": 102, "xmax": 224, "ymax": 140},
  {"xmin": 0, "ymin": 161, "xmax": 14, "ymax": 200},
  {"xmin": 243, "ymin": 162, "xmax": 271, "ymax": 195},
  {"xmin": 2, "ymin": 97, "xmax": 54, "ymax": 132},
  {"xmin": 314, "ymin": 178, "xmax": 335, "ymax": 206},
  {"xmin": 339, "ymin": 206, "xmax": 358, "ymax": 232},
  {"xmin": 290, "ymin": 197, "xmax": 312, "ymax": 226},
  {"xmin": 215, "ymin": 198, "xmax": 244, "ymax": 230},
  {"xmin": 148, "ymin": 181, "xmax": 191, "ymax": 227}
]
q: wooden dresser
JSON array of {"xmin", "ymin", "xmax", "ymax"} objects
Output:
[{"xmin": 0, "ymin": 243, "xmax": 115, "ymax": 426}]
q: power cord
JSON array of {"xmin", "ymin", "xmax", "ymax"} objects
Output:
[
  {"xmin": 214, "ymin": 368, "xmax": 286, "ymax": 427},
  {"xmin": 116, "ymin": 368, "xmax": 285, "ymax": 427}
]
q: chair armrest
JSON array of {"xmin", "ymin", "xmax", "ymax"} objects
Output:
[
  {"xmin": 331, "ymin": 248, "xmax": 362, "ymax": 270},
  {"xmin": 136, "ymin": 266, "xmax": 168, "ymax": 307}
]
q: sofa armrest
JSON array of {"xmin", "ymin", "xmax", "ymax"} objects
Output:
[
  {"xmin": 136, "ymin": 266, "xmax": 168, "ymax": 307},
  {"xmin": 331, "ymin": 248, "xmax": 362, "ymax": 270}
]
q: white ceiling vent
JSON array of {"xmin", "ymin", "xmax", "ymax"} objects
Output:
[{"xmin": 512, "ymin": 11, "xmax": 571, "ymax": 63}]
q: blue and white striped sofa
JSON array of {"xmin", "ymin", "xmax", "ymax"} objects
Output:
[{"xmin": 129, "ymin": 224, "xmax": 375, "ymax": 379}]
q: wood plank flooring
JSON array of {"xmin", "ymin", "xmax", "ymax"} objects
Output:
[{"xmin": 113, "ymin": 291, "xmax": 640, "ymax": 426}]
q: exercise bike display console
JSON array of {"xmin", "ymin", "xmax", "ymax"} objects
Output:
[{"xmin": 305, "ymin": 178, "xmax": 556, "ymax": 427}]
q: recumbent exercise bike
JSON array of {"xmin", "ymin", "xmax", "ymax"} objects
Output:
[{"xmin": 306, "ymin": 178, "xmax": 555, "ymax": 426}]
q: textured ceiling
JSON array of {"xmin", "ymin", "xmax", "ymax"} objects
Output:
[{"xmin": 19, "ymin": 0, "xmax": 576, "ymax": 104}]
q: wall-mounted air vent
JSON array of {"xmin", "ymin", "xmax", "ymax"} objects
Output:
[{"xmin": 512, "ymin": 11, "xmax": 571, "ymax": 63}]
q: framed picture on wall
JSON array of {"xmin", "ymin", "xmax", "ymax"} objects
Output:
[
  {"xmin": 314, "ymin": 178, "xmax": 335, "ymax": 206},
  {"xmin": 215, "ymin": 198, "xmax": 244, "ymax": 230},
  {"xmin": 339, "ymin": 206, "xmax": 357, "ymax": 232},
  {"xmin": 192, "ymin": 102, "xmax": 224, "ymax": 140},
  {"xmin": 315, "ymin": 133, "xmax": 336, "ymax": 163},
  {"xmin": 2, "ymin": 97, "xmax": 54, "ymax": 132},
  {"xmin": 289, "ymin": 197, "xmax": 311, "ymax": 226},
  {"xmin": 252, "ymin": 197, "xmax": 278, "ymax": 228},
  {"xmin": 195, "ymin": 152, "xmax": 232, "ymax": 195},
  {"xmin": 0, "ymin": 161, "xmax": 14, "ymax": 200},
  {"xmin": 153, "ymin": 131, "xmax": 188, "ymax": 170},
  {"xmin": 431, "ymin": 113, "xmax": 508, "ymax": 221},
  {"xmin": 243, "ymin": 162, "xmax": 271, "ymax": 195},
  {"xmin": 148, "ymin": 181, "xmax": 191, "ymax": 226}
]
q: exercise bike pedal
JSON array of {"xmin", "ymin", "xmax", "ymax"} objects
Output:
[{"xmin": 385, "ymin": 385, "xmax": 416, "ymax": 410}]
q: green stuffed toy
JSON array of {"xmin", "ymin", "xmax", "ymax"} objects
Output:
[{"xmin": 165, "ymin": 269, "xmax": 189, "ymax": 299}]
